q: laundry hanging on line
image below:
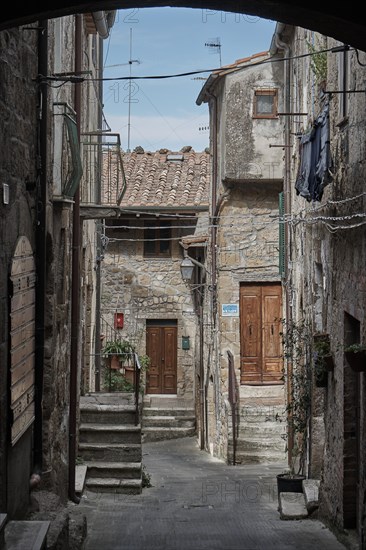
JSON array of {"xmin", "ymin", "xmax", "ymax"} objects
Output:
[{"xmin": 295, "ymin": 102, "xmax": 333, "ymax": 202}]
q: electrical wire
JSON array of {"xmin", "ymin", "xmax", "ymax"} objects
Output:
[{"xmin": 41, "ymin": 46, "xmax": 351, "ymax": 84}]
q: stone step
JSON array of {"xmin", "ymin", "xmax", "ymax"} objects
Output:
[
  {"xmin": 142, "ymin": 408, "xmax": 195, "ymax": 418},
  {"xmin": 239, "ymin": 408, "xmax": 287, "ymax": 423},
  {"xmin": 234, "ymin": 437, "xmax": 286, "ymax": 453},
  {"xmin": 85, "ymin": 477, "xmax": 142, "ymax": 495},
  {"xmin": 142, "ymin": 415, "xmax": 195, "ymax": 428},
  {"xmin": 79, "ymin": 442, "xmax": 142, "ymax": 462},
  {"xmin": 0, "ymin": 514, "xmax": 7, "ymax": 550},
  {"xmin": 229, "ymin": 449, "xmax": 286, "ymax": 465},
  {"xmin": 86, "ymin": 461, "xmax": 142, "ymax": 480},
  {"xmin": 303, "ymin": 479, "xmax": 320, "ymax": 513},
  {"xmin": 236, "ymin": 423, "xmax": 286, "ymax": 437},
  {"xmin": 279, "ymin": 492, "xmax": 309, "ymax": 520},
  {"xmin": 79, "ymin": 423, "xmax": 141, "ymax": 444},
  {"xmin": 4, "ymin": 520, "xmax": 50, "ymax": 550},
  {"xmin": 80, "ymin": 406, "xmax": 136, "ymax": 425},
  {"xmin": 142, "ymin": 426, "xmax": 196, "ymax": 442}
]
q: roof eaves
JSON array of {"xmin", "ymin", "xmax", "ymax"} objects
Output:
[{"xmin": 196, "ymin": 50, "xmax": 269, "ymax": 105}]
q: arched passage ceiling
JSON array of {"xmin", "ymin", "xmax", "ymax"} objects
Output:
[{"xmin": 1, "ymin": 1, "xmax": 366, "ymax": 52}]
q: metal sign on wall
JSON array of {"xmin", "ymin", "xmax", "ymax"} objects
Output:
[{"xmin": 10, "ymin": 236, "xmax": 36, "ymax": 445}]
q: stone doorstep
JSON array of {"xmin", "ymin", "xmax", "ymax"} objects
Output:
[
  {"xmin": 75, "ymin": 465, "xmax": 88, "ymax": 496},
  {"xmin": 279, "ymin": 492, "xmax": 309, "ymax": 520},
  {"xmin": 4, "ymin": 520, "xmax": 50, "ymax": 550},
  {"xmin": 302, "ymin": 479, "xmax": 320, "ymax": 512},
  {"xmin": 85, "ymin": 478, "xmax": 142, "ymax": 494},
  {"xmin": 0, "ymin": 514, "xmax": 7, "ymax": 550}
]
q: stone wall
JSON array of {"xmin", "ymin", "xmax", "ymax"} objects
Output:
[
  {"xmin": 0, "ymin": 24, "xmax": 39, "ymax": 517},
  {"xmin": 202, "ymin": 51, "xmax": 285, "ymax": 459},
  {"xmin": 100, "ymin": 217, "xmax": 208, "ymax": 400},
  {"xmin": 287, "ymin": 26, "xmax": 366, "ymax": 538}
]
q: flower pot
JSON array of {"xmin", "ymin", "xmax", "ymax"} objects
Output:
[
  {"xmin": 276, "ymin": 473, "xmax": 306, "ymax": 494},
  {"xmin": 345, "ymin": 350, "xmax": 366, "ymax": 372},
  {"xmin": 109, "ymin": 354, "xmax": 121, "ymax": 370},
  {"xmin": 124, "ymin": 366, "xmax": 135, "ymax": 384}
]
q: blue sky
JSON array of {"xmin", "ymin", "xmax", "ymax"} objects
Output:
[{"xmin": 102, "ymin": 7, "xmax": 276, "ymax": 152}]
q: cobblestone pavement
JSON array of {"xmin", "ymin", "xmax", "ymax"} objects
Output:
[{"xmin": 75, "ymin": 437, "xmax": 348, "ymax": 550}]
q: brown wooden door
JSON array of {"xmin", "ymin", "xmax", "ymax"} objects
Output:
[
  {"xmin": 146, "ymin": 324, "xmax": 177, "ymax": 394},
  {"xmin": 240, "ymin": 283, "xmax": 282, "ymax": 384}
]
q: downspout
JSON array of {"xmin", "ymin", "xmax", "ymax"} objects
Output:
[
  {"xmin": 68, "ymin": 13, "xmax": 82, "ymax": 504},
  {"xmin": 34, "ymin": 18, "xmax": 48, "ymax": 471},
  {"xmin": 94, "ymin": 34, "xmax": 103, "ymax": 392},
  {"xmin": 275, "ymin": 27, "xmax": 293, "ymax": 464},
  {"xmin": 206, "ymin": 91, "xmax": 218, "ymax": 324}
]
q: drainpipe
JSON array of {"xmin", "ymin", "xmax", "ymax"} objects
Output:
[
  {"xmin": 275, "ymin": 26, "xmax": 293, "ymax": 464},
  {"xmin": 34, "ymin": 19, "xmax": 48, "ymax": 471},
  {"xmin": 92, "ymin": 11, "xmax": 115, "ymax": 40},
  {"xmin": 68, "ymin": 13, "xmax": 82, "ymax": 504},
  {"xmin": 206, "ymin": 91, "xmax": 218, "ymax": 325},
  {"xmin": 94, "ymin": 34, "xmax": 104, "ymax": 392}
]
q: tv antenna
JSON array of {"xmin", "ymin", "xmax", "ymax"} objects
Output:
[
  {"xmin": 127, "ymin": 27, "xmax": 141, "ymax": 152},
  {"xmin": 205, "ymin": 38, "xmax": 222, "ymax": 67}
]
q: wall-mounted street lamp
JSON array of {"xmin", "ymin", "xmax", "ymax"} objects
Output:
[
  {"xmin": 180, "ymin": 251, "xmax": 208, "ymax": 283},
  {"xmin": 180, "ymin": 257, "xmax": 196, "ymax": 282}
]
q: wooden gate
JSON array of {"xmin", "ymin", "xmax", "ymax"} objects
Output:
[
  {"xmin": 10, "ymin": 236, "xmax": 36, "ymax": 445},
  {"xmin": 240, "ymin": 283, "xmax": 282, "ymax": 384}
]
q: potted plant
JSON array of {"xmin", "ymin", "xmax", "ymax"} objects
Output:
[
  {"xmin": 344, "ymin": 343, "xmax": 366, "ymax": 372},
  {"xmin": 313, "ymin": 333, "xmax": 334, "ymax": 387},
  {"xmin": 102, "ymin": 339, "xmax": 135, "ymax": 370},
  {"xmin": 277, "ymin": 318, "xmax": 310, "ymax": 494}
]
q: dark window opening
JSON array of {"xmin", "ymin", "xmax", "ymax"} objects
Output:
[{"xmin": 144, "ymin": 220, "xmax": 171, "ymax": 257}]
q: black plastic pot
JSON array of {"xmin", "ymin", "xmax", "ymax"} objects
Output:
[{"xmin": 276, "ymin": 473, "xmax": 306, "ymax": 494}]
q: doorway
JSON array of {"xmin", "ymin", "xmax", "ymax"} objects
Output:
[
  {"xmin": 240, "ymin": 283, "xmax": 282, "ymax": 384},
  {"xmin": 146, "ymin": 320, "xmax": 177, "ymax": 394}
]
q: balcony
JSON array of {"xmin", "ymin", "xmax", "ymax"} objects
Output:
[{"xmin": 79, "ymin": 132, "xmax": 127, "ymax": 219}]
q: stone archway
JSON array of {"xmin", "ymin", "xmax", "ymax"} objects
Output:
[{"xmin": 0, "ymin": 1, "xmax": 366, "ymax": 51}]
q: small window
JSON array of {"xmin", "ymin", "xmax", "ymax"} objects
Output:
[
  {"xmin": 144, "ymin": 221, "xmax": 171, "ymax": 258},
  {"xmin": 253, "ymin": 89, "xmax": 278, "ymax": 119}
]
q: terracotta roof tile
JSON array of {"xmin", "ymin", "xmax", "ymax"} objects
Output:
[{"xmin": 119, "ymin": 148, "xmax": 210, "ymax": 209}]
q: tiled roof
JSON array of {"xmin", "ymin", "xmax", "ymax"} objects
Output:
[
  {"xmin": 120, "ymin": 148, "xmax": 210, "ymax": 209},
  {"xmin": 212, "ymin": 51, "xmax": 269, "ymax": 76}
]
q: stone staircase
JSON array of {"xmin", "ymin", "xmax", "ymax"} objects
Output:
[
  {"xmin": 142, "ymin": 396, "xmax": 196, "ymax": 442},
  {"xmin": 228, "ymin": 401, "xmax": 287, "ymax": 465},
  {"xmin": 1, "ymin": 514, "xmax": 50, "ymax": 550},
  {"xmin": 78, "ymin": 393, "xmax": 142, "ymax": 495}
]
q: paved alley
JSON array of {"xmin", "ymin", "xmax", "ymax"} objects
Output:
[{"xmin": 73, "ymin": 437, "xmax": 349, "ymax": 550}]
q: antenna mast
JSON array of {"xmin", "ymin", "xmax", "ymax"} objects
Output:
[
  {"xmin": 205, "ymin": 38, "xmax": 222, "ymax": 67},
  {"xmin": 126, "ymin": 28, "xmax": 141, "ymax": 152}
]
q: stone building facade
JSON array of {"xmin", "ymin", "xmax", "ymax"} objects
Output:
[
  {"xmin": 274, "ymin": 22, "xmax": 366, "ymax": 547},
  {"xmin": 0, "ymin": 12, "xmax": 115, "ymax": 518},
  {"xmin": 197, "ymin": 51, "xmax": 287, "ymax": 462},
  {"xmin": 99, "ymin": 148, "xmax": 210, "ymax": 413}
]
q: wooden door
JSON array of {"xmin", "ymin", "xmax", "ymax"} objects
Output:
[
  {"xmin": 240, "ymin": 283, "xmax": 282, "ymax": 384},
  {"xmin": 146, "ymin": 324, "xmax": 177, "ymax": 394}
]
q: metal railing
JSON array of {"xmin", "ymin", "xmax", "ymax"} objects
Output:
[
  {"xmin": 80, "ymin": 132, "xmax": 126, "ymax": 206},
  {"xmin": 227, "ymin": 350, "xmax": 239, "ymax": 465},
  {"xmin": 100, "ymin": 316, "xmax": 141, "ymax": 426}
]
